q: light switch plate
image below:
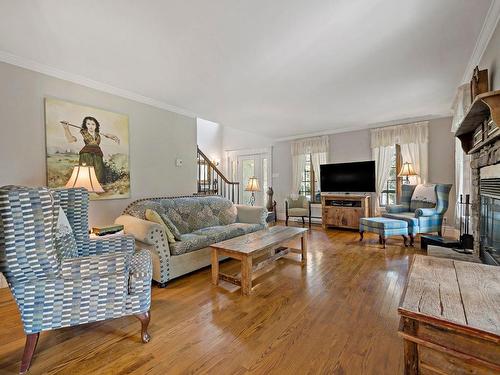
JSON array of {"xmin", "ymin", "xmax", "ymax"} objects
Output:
[{"xmin": 175, "ymin": 158, "xmax": 183, "ymax": 167}]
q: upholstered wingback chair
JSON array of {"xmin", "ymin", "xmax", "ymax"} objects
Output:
[
  {"xmin": 0, "ymin": 186, "xmax": 152, "ymax": 374},
  {"xmin": 383, "ymin": 183, "xmax": 452, "ymax": 242},
  {"xmin": 285, "ymin": 195, "xmax": 310, "ymax": 227}
]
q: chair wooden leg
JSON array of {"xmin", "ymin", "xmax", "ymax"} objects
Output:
[
  {"xmin": 20, "ymin": 333, "xmax": 39, "ymax": 375},
  {"xmin": 285, "ymin": 217, "xmax": 288, "ymax": 226},
  {"xmin": 403, "ymin": 235, "xmax": 409, "ymax": 247},
  {"xmin": 409, "ymin": 234, "xmax": 415, "ymax": 247},
  {"xmin": 359, "ymin": 231, "xmax": 364, "ymax": 242},
  {"xmin": 302, "ymin": 217, "xmax": 305, "ymax": 225},
  {"xmin": 438, "ymin": 230, "xmax": 442, "ymax": 237},
  {"xmin": 135, "ymin": 310, "xmax": 151, "ymax": 343}
]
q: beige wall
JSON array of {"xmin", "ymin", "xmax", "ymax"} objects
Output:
[
  {"xmin": 0, "ymin": 61, "xmax": 198, "ymax": 227},
  {"xmin": 272, "ymin": 117, "xmax": 456, "ymax": 223},
  {"xmin": 479, "ymin": 20, "xmax": 500, "ymax": 90}
]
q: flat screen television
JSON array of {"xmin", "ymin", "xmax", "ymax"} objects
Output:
[{"xmin": 320, "ymin": 161, "xmax": 376, "ymax": 193}]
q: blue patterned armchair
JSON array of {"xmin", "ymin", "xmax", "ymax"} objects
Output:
[
  {"xmin": 0, "ymin": 186, "xmax": 152, "ymax": 374},
  {"xmin": 383, "ymin": 183, "xmax": 452, "ymax": 243}
]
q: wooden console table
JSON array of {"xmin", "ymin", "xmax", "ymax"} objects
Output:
[
  {"xmin": 398, "ymin": 255, "xmax": 500, "ymax": 374},
  {"xmin": 321, "ymin": 194, "xmax": 370, "ymax": 230}
]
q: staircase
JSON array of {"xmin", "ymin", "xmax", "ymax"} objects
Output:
[{"xmin": 197, "ymin": 146, "xmax": 240, "ymax": 203}]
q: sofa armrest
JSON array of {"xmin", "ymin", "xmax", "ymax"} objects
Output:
[
  {"xmin": 386, "ymin": 204, "xmax": 409, "ymax": 213},
  {"xmin": 61, "ymin": 252, "xmax": 128, "ymax": 280},
  {"xmin": 115, "ymin": 214, "xmax": 172, "ymax": 260},
  {"xmin": 235, "ymin": 205, "xmax": 267, "ymax": 225},
  {"xmin": 115, "ymin": 215, "xmax": 162, "ymax": 246},
  {"xmin": 415, "ymin": 208, "xmax": 438, "ymax": 217}
]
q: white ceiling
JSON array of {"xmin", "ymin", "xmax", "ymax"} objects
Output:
[{"xmin": 0, "ymin": 0, "xmax": 493, "ymax": 139}]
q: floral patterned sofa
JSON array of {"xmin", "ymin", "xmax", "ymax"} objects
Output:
[{"xmin": 115, "ymin": 196, "xmax": 267, "ymax": 287}]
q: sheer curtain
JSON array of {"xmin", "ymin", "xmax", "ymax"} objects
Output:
[
  {"xmin": 372, "ymin": 145, "xmax": 394, "ymax": 216},
  {"xmin": 451, "ymin": 85, "xmax": 472, "ymax": 228},
  {"xmin": 292, "ymin": 154, "xmax": 307, "ymax": 194},
  {"xmin": 291, "ymin": 136, "xmax": 329, "ymax": 195},
  {"xmin": 400, "ymin": 142, "xmax": 428, "ymax": 183},
  {"xmin": 311, "ymin": 151, "xmax": 327, "ymax": 187},
  {"xmin": 371, "ymin": 121, "xmax": 429, "ymax": 214}
]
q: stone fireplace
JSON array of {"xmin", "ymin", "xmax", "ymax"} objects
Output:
[{"xmin": 470, "ymin": 138, "xmax": 500, "ymax": 264}]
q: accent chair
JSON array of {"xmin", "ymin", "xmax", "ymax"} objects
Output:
[
  {"xmin": 285, "ymin": 195, "xmax": 311, "ymax": 227},
  {"xmin": 0, "ymin": 186, "xmax": 152, "ymax": 374},
  {"xmin": 383, "ymin": 183, "xmax": 452, "ymax": 244}
]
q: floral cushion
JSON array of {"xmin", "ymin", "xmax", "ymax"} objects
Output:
[
  {"xmin": 169, "ymin": 233, "xmax": 212, "ymax": 255},
  {"xmin": 134, "ymin": 196, "xmax": 237, "ymax": 234},
  {"xmin": 192, "ymin": 223, "xmax": 263, "ymax": 243},
  {"xmin": 124, "ymin": 196, "xmax": 237, "ymax": 234}
]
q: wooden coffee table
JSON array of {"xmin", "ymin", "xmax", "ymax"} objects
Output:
[{"xmin": 210, "ymin": 226, "xmax": 308, "ymax": 295}]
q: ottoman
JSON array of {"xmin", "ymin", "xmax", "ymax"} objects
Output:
[{"xmin": 359, "ymin": 217, "xmax": 409, "ymax": 249}]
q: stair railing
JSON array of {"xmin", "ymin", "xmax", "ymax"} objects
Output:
[{"xmin": 197, "ymin": 146, "xmax": 240, "ymax": 204}]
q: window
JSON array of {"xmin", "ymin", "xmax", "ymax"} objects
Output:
[
  {"xmin": 299, "ymin": 154, "xmax": 319, "ymax": 201},
  {"xmin": 379, "ymin": 145, "xmax": 402, "ymax": 207}
]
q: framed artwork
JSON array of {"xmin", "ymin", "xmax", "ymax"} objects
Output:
[{"xmin": 45, "ymin": 98, "xmax": 130, "ymax": 200}]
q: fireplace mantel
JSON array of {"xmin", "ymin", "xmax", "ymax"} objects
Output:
[{"xmin": 455, "ymin": 90, "xmax": 500, "ymax": 154}]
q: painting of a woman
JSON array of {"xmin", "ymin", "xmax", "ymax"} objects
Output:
[
  {"xmin": 45, "ymin": 98, "xmax": 130, "ymax": 200},
  {"xmin": 61, "ymin": 116, "xmax": 120, "ymax": 182}
]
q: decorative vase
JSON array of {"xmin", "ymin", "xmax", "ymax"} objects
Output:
[{"xmin": 266, "ymin": 187, "xmax": 274, "ymax": 212}]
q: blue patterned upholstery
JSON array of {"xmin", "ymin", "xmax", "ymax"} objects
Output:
[
  {"xmin": 359, "ymin": 217, "xmax": 407, "ymax": 229},
  {"xmin": 359, "ymin": 217, "xmax": 409, "ymax": 246},
  {"xmin": 0, "ymin": 186, "xmax": 152, "ymax": 336},
  {"xmin": 384, "ymin": 183, "xmax": 452, "ymax": 235}
]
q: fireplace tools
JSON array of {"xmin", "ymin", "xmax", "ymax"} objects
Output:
[{"xmin": 454, "ymin": 194, "xmax": 474, "ymax": 253}]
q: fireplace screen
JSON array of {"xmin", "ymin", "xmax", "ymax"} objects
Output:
[{"xmin": 480, "ymin": 195, "xmax": 500, "ymax": 265}]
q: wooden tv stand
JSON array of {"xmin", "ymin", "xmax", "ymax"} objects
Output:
[{"xmin": 321, "ymin": 194, "xmax": 370, "ymax": 230}]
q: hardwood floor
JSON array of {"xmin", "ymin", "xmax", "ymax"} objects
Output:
[{"xmin": 0, "ymin": 225, "xmax": 423, "ymax": 374}]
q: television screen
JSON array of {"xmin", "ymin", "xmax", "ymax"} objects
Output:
[{"xmin": 320, "ymin": 161, "xmax": 376, "ymax": 193}]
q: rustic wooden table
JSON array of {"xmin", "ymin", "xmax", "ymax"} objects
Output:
[
  {"xmin": 398, "ymin": 255, "xmax": 500, "ymax": 374},
  {"xmin": 210, "ymin": 226, "xmax": 308, "ymax": 295}
]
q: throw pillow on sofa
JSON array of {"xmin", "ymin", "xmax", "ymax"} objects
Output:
[{"xmin": 145, "ymin": 209, "xmax": 178, "ymax": 243}]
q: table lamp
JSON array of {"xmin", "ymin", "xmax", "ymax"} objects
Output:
[
  {"xmin": 398, "ymin": 162, "xmax": 418, "ymax": 184},
  {"xmin": 244, "ymin": 177, "xmax": 260, "ymax": 206},
  {"xmin": 65, "ymin": 163, "xmax": 105, "ymax": 193}
]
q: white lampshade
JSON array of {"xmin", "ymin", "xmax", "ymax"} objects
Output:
[
  {"xmin": 65, "ymin": 164, "xmax": 105, "ymax": 193},
  {"xmin": 398, "ymin": 162, "xmax": 418, "ymax": 177},
  {"xmin": 245, "ymin": 177, "xmax": 260, "ymax": 192}
]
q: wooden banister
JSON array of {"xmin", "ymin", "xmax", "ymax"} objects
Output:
[{"xmin": 197, "ymin": 146, "xmax": 240, "ymax": 203}]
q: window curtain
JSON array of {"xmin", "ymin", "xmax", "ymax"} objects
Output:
[
  {"xmin": 451, "ymin": 85, "xmax": 472, "ymax": 228},
  {"xmin": 291, "ymin": 136, "xmax": 329, "ymax": 194},
  {"xmin": 454, "ymin": 139, "xmax": 472, "ymax": 228},
  {"xmin": 311, "ymin": 152, "xmax": 327, "ymax": 189},
  {"xmin": 370, "ymin": 121, "xmax": 429, "ymax": 214},
  {"xmin": 400, "ymin": 142, "xmax": 428, "ymax": 183},
  {"xmin": 372, "ymin": 145, "xmax": 394, "ymax": 216},
  {"xmin": 292, "ymin": 154, "xmax": 307, "ymax": 194}
]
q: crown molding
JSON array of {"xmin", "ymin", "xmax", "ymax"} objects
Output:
[
  {"xmin": 461, "ymin": 0, "xmax": 500, "ymax": 83},
  {"xmin": 0, "ymin": 50, "xmax": 197, "ymax": 118},
  {"xmin": 273, "ymin": 114, "xmax": 447, "ymax": 142}
]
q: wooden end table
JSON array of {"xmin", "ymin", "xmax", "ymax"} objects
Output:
[
  {"xmin": 210, "ymin": 226, "xmax": 308, "ymax": 295},
  {"xmin": 398, "ymin": 255, "xmax": 500, "ymax": 374}
]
